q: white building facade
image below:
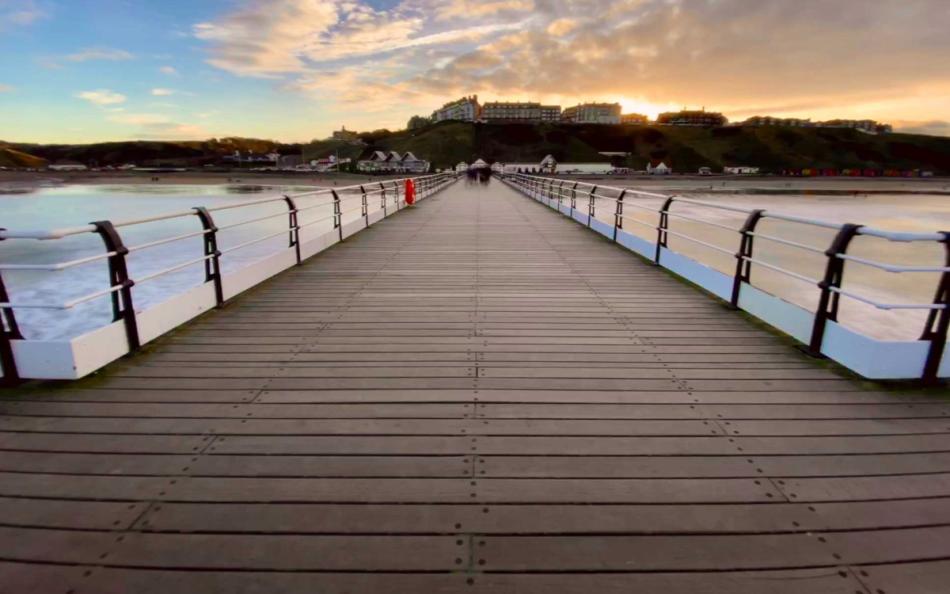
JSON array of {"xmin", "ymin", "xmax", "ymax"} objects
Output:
[
  {"xmin": 432, "ymin": 96, "xmax": 481, "ymax": 122},
  {"xmin": 562, "ymin": 103, "xmax": 622, "ymax": 124}
]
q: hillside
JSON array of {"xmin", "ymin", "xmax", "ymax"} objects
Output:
[
  {"xmin": 0, "ymin": 146, "xmax": 47, "ymax": 168},
  {"xmin": 6, "ymin": 125, "xmax": 950, "ymax": 173},
  {"xmin": 9, "ymin": 138, "xmax": 301, "ymax": 168},
  {"xmin": 304, "ymin": 123, "xmax": 950, "ymax": 173}
]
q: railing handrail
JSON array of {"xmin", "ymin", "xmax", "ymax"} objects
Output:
[
  {"xmin": 0, "ymin": 175, "xmax": 441, "ymax": 241},
  {"xmin": 0, "ymin": 173, "xmax": 457, "ymax": 382},
  {"xmin": 504, "ymin": 172, "xmax": 949, "ymax": 383},
  {"xmin": 515, "ymin": 173, "xmax": 946, "ymax": 242}
]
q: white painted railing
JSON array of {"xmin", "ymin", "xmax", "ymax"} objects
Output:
[
  {"xmin": 504, "ymin": 173, "xmax": 949, "ymax": 382},
  {"xmin": 0, "ymin": 174, "xmax": 457, "ymax": 381}
]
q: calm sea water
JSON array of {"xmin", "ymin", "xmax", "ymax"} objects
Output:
[
  {"xmin": 1, "ymin": 179, "xmax": 948, "ymax": 342},
  {"xmin": 603, "ymin": 178, "xmax": 950, "ymax": 341},
  {"xmin": 0, "ymin": 183, "xmax": 356, "ymax": 340}
]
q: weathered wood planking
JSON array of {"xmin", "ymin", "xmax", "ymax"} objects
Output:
[{"xmin": 0, "ymin": 179, "xmax": 948, "ymax": 594}]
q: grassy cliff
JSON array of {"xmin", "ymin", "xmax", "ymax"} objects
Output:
[
  {"xmin": 0, "ymin": 146, "xmax": 47, "ymax": 168},
  {"xmin": 6, "ymin": 124, "xmax": 950, "ymax": 173},
  {"xmin": 303, "ymin": 123, "xmax": 950, "ymax": 173}
]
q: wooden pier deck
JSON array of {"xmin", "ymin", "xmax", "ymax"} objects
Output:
[{"xmin": 2, "ymin": 179, "xmax": 950, "ymax": 593}]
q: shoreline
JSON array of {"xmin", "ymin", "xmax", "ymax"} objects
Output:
[
  {"xmin": 0, "ymin": 170, "xmax": 409, "ymax": 189},
  {"xmin": 1, "ymin": 170, "xmax": 949, "ymax": 195}
]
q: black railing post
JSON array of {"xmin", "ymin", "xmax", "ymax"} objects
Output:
[
  {"xmin": 282, "ymin": 195, "xmax": 301, "ymax": 265},
  {"xmin": 360, "ymin": 185, "xmax": 369, "ymax": 227},
  {"xmin": 613, "ymin": 190, "xmax": 627, "ymax": 242},
  {"xmin": 557, "ymin": 181, "xmax": 566, "ymax": 209},
  {"xmin": 807, "ymin": 223, "xmax": 862, "ymax": 356},
  {"xmin": 588, "ymin": 186, "xmax": 598, "ymax": 227},
  {"xmin": 91, "ymin": 220, "xmax": 140, "ymax": 351},
  {"xmin": 921, "ymin": 232, "xmax": 949, "ymax": 383},
  {"xmin": 379, "ymin": 182, "xmax": 387, "ymax": 216},
  {"xmin": 730, "ymin": 209, "xmax": 766, "ymax": 309},
  {"xmin": 393, "ymin": 181, "xmax": 401, "ymax": 211},
  {"xmin": 193, "ymin": 207, "xmax": 224, "ymax": 307},
  {"xmin": 570, "ymin": 183, "xmax": 578, "ymax": 212},
  {"xmin": 0, "ymin": 247, "xmax": 22, "ymax": 382},
  {"xmin": 331, "ymin": 190, "xmax": 343, "ymax": 242},
  {"xmin": 654, "ymin": 196, "xmax": 675, "ymax": 265}
]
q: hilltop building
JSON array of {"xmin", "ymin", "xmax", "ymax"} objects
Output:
[
  {"xmin": 562, "ymin": 103, "xmax": 622, "ymax": 124},
  {"xmin": 657, "ymin": 109, "xmax": 728, "ymax": 127},
  {"xmin": 820, "ymin": 119, "xmax": 892, "ymax": 134},
  {"xmin": 621, "ymin": 113, "xmax": 649, "ymax": 125},
  {"xmin": 741, "ymin": 116, "xmax": 814, "ymax": 128},
  {"xmin": 739, "ymin": 116, "xmax": 891, "ymax": 134},
  {"xmin": 432, "ymin": 95, "xmax": 481, "ymax": 122},
  {"xmin": 331, "ymin": 126, "xmax": 361, "ymax": 142},
  {"xmin": 482, "ymin": 102, "xmax": 561, "ymax": 123}
]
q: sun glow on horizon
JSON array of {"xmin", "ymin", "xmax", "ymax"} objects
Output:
[{"xmin": 618, "ymin": 98, "xmax": 676, "ymax": 120}]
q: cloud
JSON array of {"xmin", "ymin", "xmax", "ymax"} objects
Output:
[
  {"xmin": 189, "ymin": 0, "xmax": 950, "ymax": 134},
  {"xmin": 411, "ymin": 0, "xmax": 950, "ymax": 116},
  {"xmin": 432, "ymin": 0, "xmax": 534, "ymax": 21},
  {"xmin": 193, "ymin": 0, "xmax": 523, "ymax": 76},
  {"xmin": 0, "ymin": 84, "xmax": 13, "ymax": 93},
  {"xmin": 193, "ymin": 0, "xmax": 339, "ymax": 76},
  {"xmin": 76, "ymin": 89, "xmax": 127, "ymax": 106},
  {"xmin": 159, "ymin": 65, "xmax": 179, "ymax": 76},
  {"xmin": 0, "ymin": 0, "xmax": 47, "ymax": 29},
  {"xmin": 66, "ymin": 47, "xmax": 134, "ymax": 62},
  {"xmin": 151, "ymin": 88, "xmax": 175, "ymax": 96},
  {"xmin": 893, "ymin": 120, "xmax": 950, "ymax": 137}
]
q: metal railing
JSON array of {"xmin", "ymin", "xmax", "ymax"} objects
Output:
[
  {"xmin": 504, "ymin": 173, "xmax": 949, "ymax": 383},
  {"xmin": 0, "ymin": 173, "xmax": 457, "ymax": 381}
]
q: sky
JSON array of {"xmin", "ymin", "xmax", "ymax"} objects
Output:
[{"xmin": 2, "ymin": 0, "xmax": 950, "ymax": 144}]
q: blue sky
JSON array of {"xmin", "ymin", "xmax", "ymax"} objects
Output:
[{"xmin": 2, "ymin": 0, "xmax": 950, "ymax": 143}]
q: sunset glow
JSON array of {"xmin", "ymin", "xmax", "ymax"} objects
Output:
[{"xmin": 2, "ymin": 0, "xmax": 950, "ymax": 142}]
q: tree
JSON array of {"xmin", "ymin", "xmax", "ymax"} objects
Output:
[{"xmin": 407, "ymin": 115, "xmax": 432, "ymax": 130}]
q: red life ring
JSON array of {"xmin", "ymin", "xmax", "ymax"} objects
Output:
[{"xmin": 405, "ymin": 179, "xmax": 416, "ymax": 205}]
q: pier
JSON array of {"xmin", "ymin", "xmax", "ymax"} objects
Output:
[{"xmin": 1, "ymin": 179, "xmax": 950, "ymax": 593}]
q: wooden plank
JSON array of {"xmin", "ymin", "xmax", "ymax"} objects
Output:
[
  {"xmin": 134, "ymin": 502, "xmax": 814, "ymax": 534},
  {"xmin": 0, "ymin": 526, "xmax": 460, "ymax": 571},
  {"xmin": 479, "ymin": 525, "xmax": 950, "ymax": 570},
  {"xmin": 0, "ymin": 179, "xmax": 946, "ymax": 592},
  {"xmin": 856, "ymin": 559, "xmax": 950, "ymax": 594},
  {"xmin": 0, "ymin": 416, "xmax": 722, "ymax": 436},
  {"xmin": 0, "ymin": 497, "xmax": 146, "ymax": 529},
  {"xmin": 0, "ymin": 451, "xmax": 470, "ymax": 478}
]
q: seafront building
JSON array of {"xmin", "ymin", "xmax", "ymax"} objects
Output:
[
  {"xmin": 562, "ymin": 102, "xmax": 622, "ymax": 124},
  {"xmin": 431, "ymin": 95, "xmax": 481, "ymax": 122},
  {"xmin": 418, "ymin": 97, "xmax": 895, "ymax": 136},
  {"xmin": 482, "ymin": 102, "xmax": 561, "ymax": 123},
  {"xmin": 357, "ymin": 150, "xmax": 430, "ymax": 173},
  {"xmin": 741, "ymin": 116, "xmax": 814, "ymax": 128},
  {"xmin": 739, "ymin": 116, "xmax": 892, "ymax": 134},
  {"xmin": 657, "ymin": 109, "xmax": 728, "ymax": 127}
]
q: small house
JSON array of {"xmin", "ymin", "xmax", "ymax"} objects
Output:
[{"xmin": 647, "ymin": 160, "xmax": 671, "ymax": 175}]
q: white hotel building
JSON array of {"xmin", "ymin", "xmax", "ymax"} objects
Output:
[{"xmin": 432, "ymin": 96, "xmax": 481, "ymax": 123}]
